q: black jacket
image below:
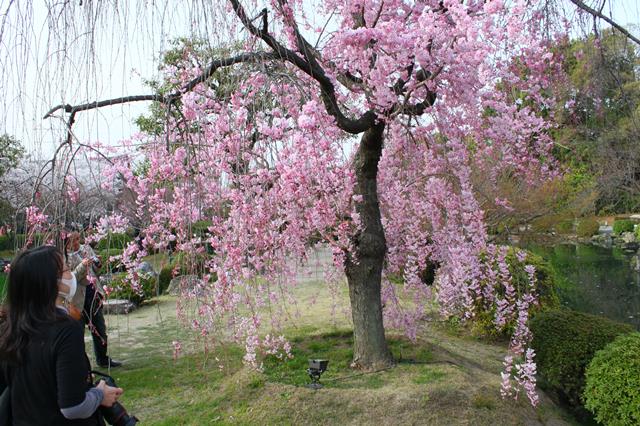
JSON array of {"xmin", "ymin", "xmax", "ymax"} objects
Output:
[{"xmin": 0, "ymin": 312, "xmax": 100, "ymax": 425}]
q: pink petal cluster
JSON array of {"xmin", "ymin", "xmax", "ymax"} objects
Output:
[
  {"xmin": 25, "ymin": 205, "xmax": 48, "ymax": 233},
  {"xmin": 87, "ymin": 214, "xmax": 130, "ymax": 244}
]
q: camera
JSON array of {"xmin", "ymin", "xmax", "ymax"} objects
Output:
[
  {"xmin": 90, "ymin": 256, "xmax": 102, "ymax": 267},
  {"xmin": 92, "ymin": 371, "xmax": 138, "ymax": 426}
]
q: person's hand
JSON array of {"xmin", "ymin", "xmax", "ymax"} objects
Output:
[
  {"xmin": 96, "ymin": 380, "xmax": 123, "ymax": 407},
  {"xmin": 81, "ymin": 258, "xmax": 93, "ymax": 266}
]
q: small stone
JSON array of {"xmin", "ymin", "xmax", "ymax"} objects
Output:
[
  {"xmin": 136, "ymin": 261, "xmax": 158, "ymax": 278},
  {"xmin": 621, "ymin": 232, "xmax": 637, "ymax": 244},
  {"xmin": 102, "ymin": 299, "xmax": 136, "ymax": 315}
]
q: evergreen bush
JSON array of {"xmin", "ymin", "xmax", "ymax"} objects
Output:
[
  {"xmin": 0, "ymin": 235, "xmax": 11, "ymax": 251},
  {"xmin": 107, "ymin": 273, "xmax": 156, "ymax": 305},
  {"xmin": 470, "ymin": 248, "xmax": 559, "ymax": 338},
  {"xmin": 158, "ymin": 265, "xmax": 174, "ymax": 294},
  {"xmin": 97, "ymin": 248, "xmax": 124, "ymax": 275},
  {"xmin": 576, "ymin": 217, "xmax": 599, "ymax": 237},
  {"xmin": 530, "ymin": 309, "xmax": 633, "ymax": 411},
  {"xmin": 584, "ymin": 332, "xmax": 640, "ymax": 426},
  {"xmin": 96, "ymin": 233, "xmax": 133, "ymax": 250},
  {"xmin": 612, "ymin": 219, "xmax": 634, "ymax": 235},
  {"xmin": 554, "ymin": 219, "xmax": 574, "ymax": 234}
]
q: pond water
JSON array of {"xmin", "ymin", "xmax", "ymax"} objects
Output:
[{"xmin": 525, "ymin": 243, "xmax": 640, "ymax": 330}]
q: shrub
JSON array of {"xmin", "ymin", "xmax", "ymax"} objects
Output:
[
  {"xmin": 635, "ymin": 224, "xmax": 640, "ymax": 240},
  {"xmin": 0, "ymin": 235, "xmax": 11, "ymax": 251},
  {"xmin": 554, "ymin": 219, "xmax": 574, "ymax": 234},
  {"xmin": 96, "ymin": 233, "xmax": 133, "ymax": 250},
  {"xmin": 513, "ymin": 249, "xmax": 559, "ymax": 308},
  {"xmin": 107, "ymin": 273, "xmax": 157, "ymax": 305},
  {"xmin": 97, "ymin": 248, "xmax": 124, "ymax": 275},
  {"xmin": 158, "ymin": 265, "xmax": 174, "ymax": 294},
  {"xmin": 584, "ymin": 333, "xmax": 640, "ymax": 426},
  {"xmin": 470, "ymin": 248, "xmax": 559, "ymax": 338},
  {"xmin": 613, "ymin": 219, "xmax": 635, "ymax": 235},
  {"xmin": 530, "ymin": 309, "xmax": 633, "ymax": 411},
  {"xmin": 576, "ymin": 217, "xmax": 600, "ymax": 238},
  {"xmin": 190, "ymin": 220, "xmax": 212, "ymax": 237}
]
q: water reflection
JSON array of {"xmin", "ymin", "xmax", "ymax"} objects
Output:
[{"xmin": 525, "ymin": 243, "xmax": 640, "ymax": 330}]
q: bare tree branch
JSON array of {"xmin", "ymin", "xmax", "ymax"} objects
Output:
[
  {"xmin": 569, "ymin": 0, "xmax": 640, "ymax": 46},
  {"xmin": 43, "ymin": 95, "xmax": 162, "ymax": 119}
]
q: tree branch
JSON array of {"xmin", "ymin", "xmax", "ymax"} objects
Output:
[
  {"xmin": 181, "ymin": 51, "xmax": 281, "ymax": 94},
  {"xmin": 44, "ymin": 52, "xmax": 280, "ymax": 122},
  {"xmin": 43, "ymin": 95, "xmax": 162, "ymax": 119},
  {"xmin": 229, "ymin": 0, "xmax": 376, "ymax": 134},
  {"xmin": 569, "ymin": 0, "xmax": 640, "ymax": 46}
]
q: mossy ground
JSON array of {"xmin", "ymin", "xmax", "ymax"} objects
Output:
[{"xmin": 95, "ymin": 282, "xmax": 575, "ymax": 425}]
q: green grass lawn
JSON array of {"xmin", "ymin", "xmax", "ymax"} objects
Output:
[{"xmin": 100, "ymin": 283, "xmax": 576, "ymax": 425}]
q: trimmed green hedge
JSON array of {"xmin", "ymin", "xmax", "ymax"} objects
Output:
[
  {"xmin": 613, "ymin": 219, "xmax": 635, "ymax": 235},
  {"xmin": 530, "ymin": 309, "xmax": 633, "ymax": 411},
  {"xmin": 96, "ymin": 233, "xmax": 133, "ymax": 250},
  {"xmin": 584, "ymin": 332, "xmax": 640, "ymax": 426},
  {"xmin": 576, "ymin": 217, "xmax": 599, "ymax": 238}
]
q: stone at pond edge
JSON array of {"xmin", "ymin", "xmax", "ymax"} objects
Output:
[
  {"xmin": 591, "ymin": 233, "xmax": 612, "ymax": 247},
  {"xmin": 167, "ymin": 275, "xmax": 204, "ymax": 296},
  {"xmin": 103, "ymin": 299, "xmax": 136, "ymax": 315},
  {"xmin": 620, "ymin": 232, "xmax": 637, "ymax": 244},
  {"xmin": 136, "ymin": 261, "xmax": 158, "ymax": 278}
]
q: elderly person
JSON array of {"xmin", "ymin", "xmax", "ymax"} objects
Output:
[{"xmin": 66, "ymin": 231, "xmax": 121, "ymax": 368}]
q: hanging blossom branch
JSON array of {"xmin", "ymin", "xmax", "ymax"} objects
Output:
[
  {"xmin": 37, "ymin": 51, "xmax": 281, "ymax": 199},
  {"xmin": 568, "ymin": 0, "xmax": 640, "ymax": 46}
]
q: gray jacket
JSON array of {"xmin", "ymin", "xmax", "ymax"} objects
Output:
[
  {"xmin": 66, "ymin": 250, "xmax": 89, "ymax": 311},
  {"xmin": 66, "ymin": 245, "xmax": 103, "ymax": 311}
]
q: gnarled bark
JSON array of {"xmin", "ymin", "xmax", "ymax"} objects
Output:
[{"xmin": 345, "ymin": 123, "xmax": 394, "ymax": 370}]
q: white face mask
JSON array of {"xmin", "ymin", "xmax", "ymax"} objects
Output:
[{"xmin": 59, "ymin": 274, "xmax": 77, "ymax": 303}]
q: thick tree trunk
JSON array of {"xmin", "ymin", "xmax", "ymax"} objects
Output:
[{"xmin": 345, "ymin": 123, "xmax": 394, "ymax": 370}]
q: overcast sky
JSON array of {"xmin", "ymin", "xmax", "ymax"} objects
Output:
[{"xmin": 0, "ymin": 0, "xmax": 638, "ymax": 161}]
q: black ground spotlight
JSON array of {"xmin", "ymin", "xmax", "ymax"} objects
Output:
[{"xmin": 306, "ymin": 359, "xmax": 329, "ymax": 389}]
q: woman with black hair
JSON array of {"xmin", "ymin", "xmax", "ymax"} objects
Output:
[{"xmin": 0, "ymin": 245, "xmax": 123, "ymax": 425}]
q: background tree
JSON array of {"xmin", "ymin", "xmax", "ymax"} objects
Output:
[
  {"xmin": 0, "ymin": 134, "xmax": 25, "ymax": 227},
  {"xmin": 554, "ymin": 29, "xmax": 640, "ymax": 213}
]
